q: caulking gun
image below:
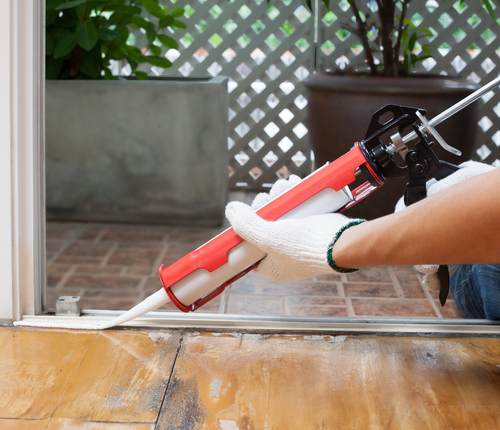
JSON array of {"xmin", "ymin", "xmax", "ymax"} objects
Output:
[{"xmin": 99, "ymin": 76, "xmax": 500, "ymax": 330}]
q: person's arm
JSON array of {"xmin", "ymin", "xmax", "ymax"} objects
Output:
[{"xmin": 332, "ymin": 167, "xmax": 500, "ymax": 269}]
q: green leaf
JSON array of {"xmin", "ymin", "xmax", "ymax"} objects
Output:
[
  {"xmin": 144, "ymin": 56, "xmax": 172, "ymax": 68},
  {"xmin": 46, "ymin": 33, "xmax": 55, "ymax": 55},
  {"xmin": 483, "ymin": 0, "xmax": 496, "ymax": 20},
  {"xmin": 98, "ymin": 28, "xmax": 122, "ymax": 41},
  {"xmin": 157, "ymin": 34, "xmax": 178, "ymax": 49},
  {"xmin": 403, "ymin": 53, "xmax": 410, "ymax": 72},
  {"xmin": 77, "ymin": 20, "xmax": 98, "ymax": 51},
  {"xmin": 53, "ymin": 32, "xmax": 77, "ymax": 58},
  {"xmin": 410, "ymin": 54, "xmax": 419, "ymax": 68},
  {"xmin": 305, "ymin": 0, "xmax": 313, "ymax": 11},
  {"xmin": 134, "ymin": 70, "xmax": 149, "ymax": 80},
  {"xmin": 106, "ymin": 47, "xmax": 126, "ymax": 60},
  {"xmin": 171, "ymin": 20, "xmax": 187, "ymax": 29},
  {"xmin": 122, "ymin": 44, "xmax": 142, "ymax": 62},
  {"xmin": 170, "ymin": 7, "xmax": 185, "ymax": 18},
  {"xmin": 401, "ymin": 27, "xmax": 408, "ymax": 46},
  {"xmin": 322, "ymin": 0, "xmax": 330, "ymax": 9},
  {"xmin": 142, "ymin": 0, "xmax": 166, "ymax": 18},
  {"xmin": 421, "ymin": 44, "xmax": 433, "ymax": 56},
  {"xmin": 55, "ymin": 0, "xmax": 87, "ymax": 11},
  {"xmin": 46, "ymin": 0, "xmax": 64, "ymax": 11},
  {"xmin": 408, "ymin": 32, "xmax": 417, "ymax": 51},
  {"xmin": 150, "ymin": 44, "xmax": 161, "ymax": 56},
  {"xmin": 110, "ymin": 13, "xmax": 134, "ymax": 26},
  {"xmin": 130, "ymin": 16, "xmax": 150, "ymax": 29},
  {"xmin": 80, "ymin": 52, "xmax": 102, "ymax": 78},
  {"xmin": 146, "ymin": 23, "xmax": 157, "ymax": 44},
  {"xmin": 46, "ymin": 56, "xmax": 63, "ymax": 79},
  {"xmin": 104, "ymin": 68, "xmax": 119, "ymax": 80},
  {"xmin": 128, "ymin": 59, "xmax": 138, "ymax": 71},
  {"xmin": 419, "ymin": 27, "xmax": 434, "ymax": 38},
  {"xmin": 75, "ymin": 2, "xmax": 87, "ymax": 20},
  {"xmin": 51, "ymin": 28, "xmax": 71, "ymax": 42},
  {"xmin": 112, "ymin": 25, "xmax": 129, "ymax": 45},
  {"xmin": 403, "ymin": 18, "xmax": 415, "ymax": 29},
  {"xmin": 46, "ymin": 10, "xmax": 59, "ymax": 26},
  {"xmin": 103, "ymin": 5, "xmax": 142, "ymax": 15},
  {"xmin": 159, "ymin": 16, "xmax": 174, "ymax": 28}
]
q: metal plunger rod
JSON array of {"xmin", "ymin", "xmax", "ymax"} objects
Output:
[{"xmin": 403, "ymin": 75, "xmax": 500, "ymax": 145}]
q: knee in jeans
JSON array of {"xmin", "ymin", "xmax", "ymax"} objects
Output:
[{"xmin": 472, "ymin": 265, "xmax": 500, "ymax": 320}]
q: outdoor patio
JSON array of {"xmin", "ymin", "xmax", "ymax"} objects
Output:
[{"xmin": 46, "ymin": 193, "xmax": 464, "ymax": 320}]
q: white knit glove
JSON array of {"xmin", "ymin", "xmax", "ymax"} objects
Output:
[
  {"xmin": 225, "ymin": 175, "xmax": 364, "ymax": 282},
  {"xmin": 395, "ymin": 160, "xmax": 496, "ymax": 291},
  {"xmin": 250, "ymin": 174, "xmax": 302, "ymax": 210}
]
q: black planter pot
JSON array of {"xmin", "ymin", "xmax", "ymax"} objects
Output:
[{"xmin": 304, "ymin": 74, "xmax": 479, "ymax": 220}]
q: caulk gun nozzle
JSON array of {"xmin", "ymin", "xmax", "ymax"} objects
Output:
[{"xmin": 98, "ymin": 289, "xmax": 170, "ymax": 330}]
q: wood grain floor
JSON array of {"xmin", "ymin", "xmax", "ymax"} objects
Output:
[{"xmin": 1, "ymin": 326, "xmax": 500, "ymax": 429}]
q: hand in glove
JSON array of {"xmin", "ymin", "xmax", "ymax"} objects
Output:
[
  {"xmin": 225, "ymin": 175, "xmax": 364, "ymax": 282},
  {"xmin": 395, "ymin": 161, "xmax": 496, "ymax": 291}
]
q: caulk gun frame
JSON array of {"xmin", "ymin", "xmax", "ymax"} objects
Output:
[
  {"xmin": 402, "ymin": 74, "xmax": 500, "ymax": 146},
  {"xmin": 416, "ymin": 111, "xmax": 462, "ymax": 157}
]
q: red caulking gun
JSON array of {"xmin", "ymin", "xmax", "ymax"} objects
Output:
[{"xmin": 99, "ymin": 76, "xmax": 500, "ymax": 329}]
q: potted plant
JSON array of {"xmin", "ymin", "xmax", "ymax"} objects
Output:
[
  {"xmin": 45, "ymin": 0, "xmax": 229, "ymax": 226},
  {"xmin": 302, "ymin": 0, "xmax": 492, "ymax": 219},
  {"xmin": 46, "ymin": 0, "xmax": 185, "ymax": 79}
]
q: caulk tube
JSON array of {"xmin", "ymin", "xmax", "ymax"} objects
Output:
[
  {"xmin": 162, "ymin": 187, "xmax": 352, "ymax": 311},
  {"xmin": 100, "ymin": 144, "xmax": 382, "ymax": 328}
]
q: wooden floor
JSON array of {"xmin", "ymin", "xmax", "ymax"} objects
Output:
[{"xmin": 1, "ymin": 326, "xmax": 500, "ymax": 429}]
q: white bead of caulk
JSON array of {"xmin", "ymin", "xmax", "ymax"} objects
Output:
[
  {"xmin": 13, "ymin": 322, "xmax": 101, "ymax": 330},
  {"xmin": 98, "ymin": 289, "xmax": 170, "ymax": 330}
]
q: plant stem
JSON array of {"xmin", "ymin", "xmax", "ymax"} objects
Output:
[
  {"xmin": 393, "ymin": 0, "xmax": 410, "ymax": 76},
  {"xmin": 349, "ymin": 0, "xmax": 377, "ymax": 74},
  {"xmin": 82, "ymin": 0, "xmax": 90, "ymax": 24},
  {"xmin": 377, "ymin": 0, "xmax": 396, "ymax": 76}
]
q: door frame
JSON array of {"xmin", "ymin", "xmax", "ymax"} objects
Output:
[{"xmin": 6, "ymin": 0, "xmax": 500, "ymax": 335}]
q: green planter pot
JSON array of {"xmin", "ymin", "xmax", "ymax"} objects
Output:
[
  {"xmin": 46, "ymin": 76, "xmax": 228, "ymax": 226},
  {"xmin": 304, "ymin": 74, "xmax": 479, "ymax": 220}
]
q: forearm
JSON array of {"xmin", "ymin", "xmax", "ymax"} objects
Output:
[{"xmin": 332, "ymin": 168, "xmax": 500, "ymax": 268}]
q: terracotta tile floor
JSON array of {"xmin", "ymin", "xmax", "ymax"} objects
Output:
[
  {"xmin": 46, "ymin": 217, "xmax": 464, "ymax": 319},
  {"xmin": 2, "ymin": 326, "xmax": 500, "ymax": 428}
]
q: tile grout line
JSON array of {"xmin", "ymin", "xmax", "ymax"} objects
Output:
[
  {"xmin": 55, "ymin": 265, "xmax": 77, "ymax": 289},
  {"xmin": 161, "ymin": 230, "xmax": 173, "ymax": 246},
  {"xmin": 46, "ymin": 224, "xmax": 86, "ymax": 267},
  {"xmin": 94, "ymin": 225, "xmax": 107, "ymax": 243},
  {"xmin": 152, "ymin": 243, "xmax": 170, "ymax": 270},
  {"xmin": 387, "ymin": 267, "xmax": 406, "ymax": 299},
  {"xmin": 336, "ymin": 281, "xmax": 353, "ymax": 316},
  {"xmin": 283, "ymin": 295, "xmax": 290, "ymax": 316},
  {"xmin": 219, "ymin": 287, "xmax": 231, "ymax": 314},
  {"xmin": 281, "ymin": 296, "xmax": 287, "ymax": 316},
  {"xmin": 154, "ymin": 332, "xmax": 185, "ymax": 429},
  {"xmin": 415, "ymin": 270, "xmax": 444, "ymax": 319},
  {"xmin": 100, "ymin": 242, "xmax": 118, "ymax": 267},
  {"xmin": 336, "ymin": 281, "xmax": 346, "ymax": 298},
  {"xmin": 136, "ymin": 276, "xmax": 148, "ymax": 296},
  {"xmin": 345, "ymin": 298, "xmax": 356, "ymax": 317}
]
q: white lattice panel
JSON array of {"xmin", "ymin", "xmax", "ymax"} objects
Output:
[
  {"xmin": 128, "ymin": 0, "xmax": 500, "ymax": 191},
  {"xmin": 317, "ymin": 0, "xmax": 500, "ymax": 166},
  {"xmin": 130, "ymin": 0, "xmax": 315, "ymax": 190}
]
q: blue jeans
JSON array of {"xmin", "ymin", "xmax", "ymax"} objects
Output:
[{"xmin": 450, "ymin": 264, "xmax": 500, "ymax": 319}]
